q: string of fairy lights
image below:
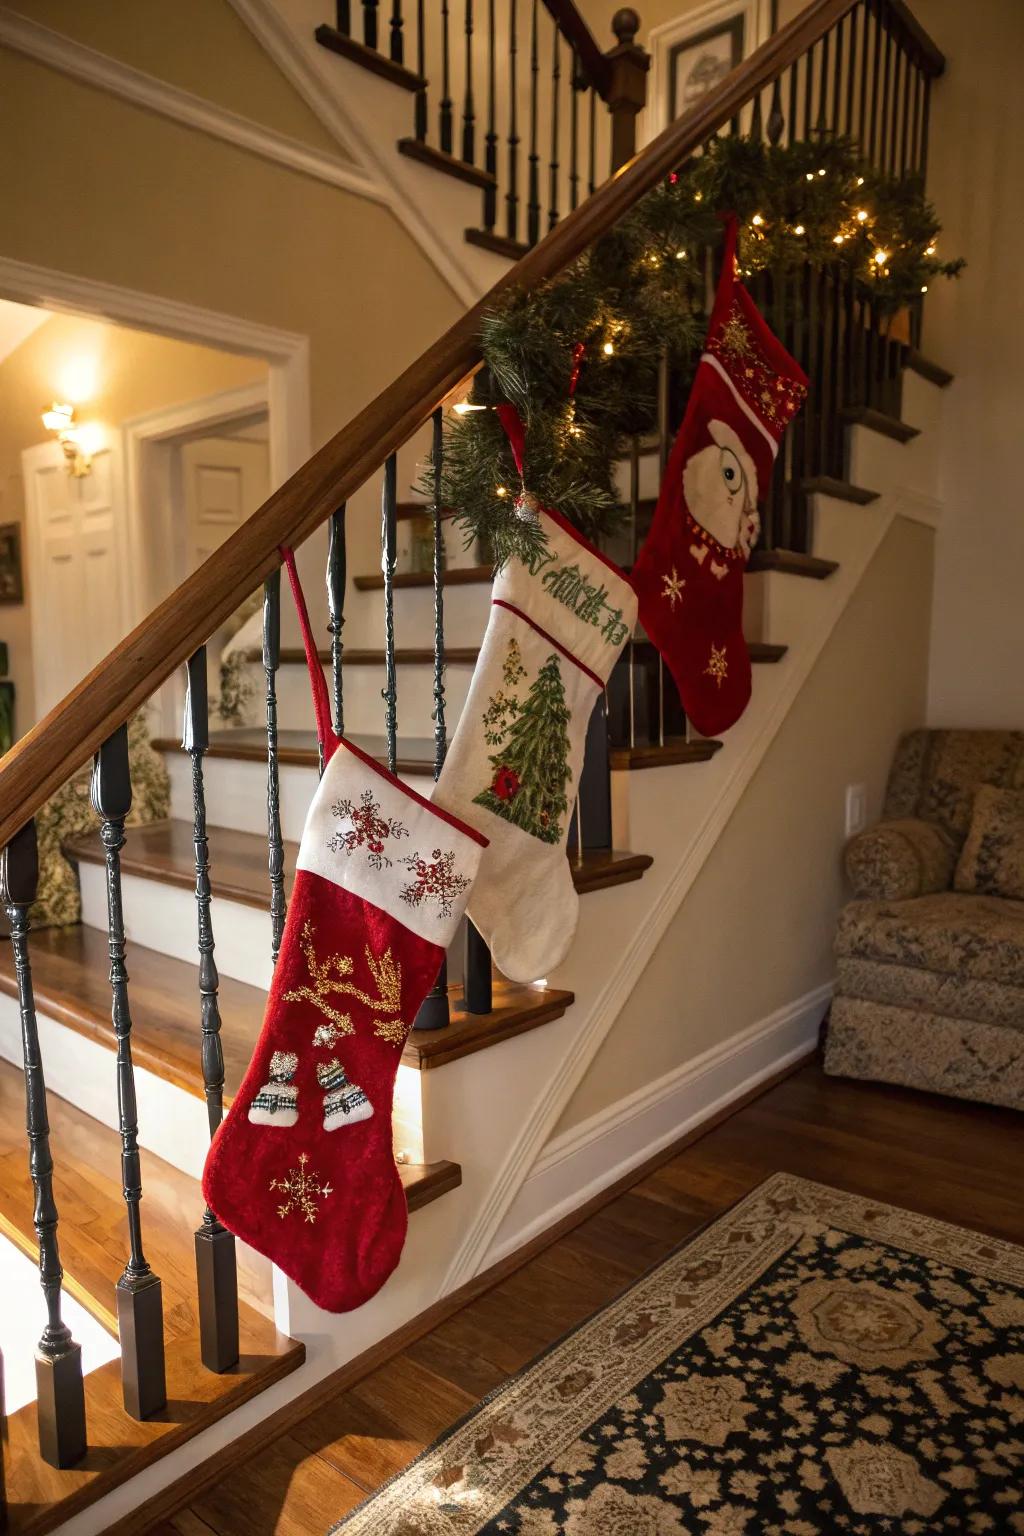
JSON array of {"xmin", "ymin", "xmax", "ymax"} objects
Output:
[{"xmin": 430, "ymin": 134, "xmax": 962, "ymax": 569}]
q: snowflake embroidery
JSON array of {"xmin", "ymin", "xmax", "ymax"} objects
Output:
[
  {"xmin": 399, "ymin": 848, "xmax": 471, "ymax": 920},
  {"xmin": 661, "ymin": 566, "xmax": 685, "ymax": 609},
  {"xmin": 718, "ymin": 308, "xmax": 755, "ymax": 361},
  {"xmin": 270, "ymin": 1154, "xmax": 333, "ymax": 1224},
  {"xmin": 328, "ymin": 788, "xmax": 408, "ymax": 869},
  {"xmin": 704, "ymin": 643, "xmax": 729, "ymax": 688}
]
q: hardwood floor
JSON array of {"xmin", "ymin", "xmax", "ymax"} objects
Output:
[{"xmin": 147, "ymin": 1061, "xmax": 1024, "ymax": 1535}]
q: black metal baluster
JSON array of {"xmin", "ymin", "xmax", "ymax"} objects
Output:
[
  {"xmin": 464, "ymin": 920, "xmax": 492, "ymax": 1014},
  {"xmin": 1, "ymin": 820, "xmax": 87, "ymax": 1469},
  {"xmin": 390, "ymin": 0, "xmax": 404, "ymax": 63},
  {"xmin": 568, "ymin": 54, "xmax": 581, "ymax": 209},
  {"xmin": 440, "ymin": 0, "xmax": 454, "ymax": 154},
  {"xmin": 92, "ymin": 728, "xmax": 167, "ymax": 1421},
  {"xmin": 548, "ymin": 23, "xmax": 561, "ymax": 230},
  {"xmin": 920, "ymin": 73, "xmax": 932, "ymax": 185},
  {"xmin": 749, "ymin": 85, "xmax": 763, "ymax": 142},
  {"xmin": 898, "ymin": 51, "xmax": 912, "ymax": 174},
  {"xmin": 858, "ymin": 0, "xmax": 871, "ymax": 153},
  {"xmin": 336, "ymin": 0, "xmax": 351, "ymax": 36},
  {"xmin": 415, "ymin": 409, "xmax": 451, "ymax": 1032},
  {"xmin": 415, "ymin": 0, "xmax": 428, "ymax": 141},
  {"xmin": 327, "ymin": 506, "xmax": 347, "ymax": 736},
  {"xmin": 831, "ymin": 17, "xmax": 843, "ymax": 135},
  {"xmin": 381, "ymin": 452, "xmax": 399, "ymax": 774},
  {"xmin": 483, "ymin": 0, "xmax": 497, "ymax": 227},
  {"xmin": 527, "ymin": 0, "xmax": 541, "ymax": 246},
  {"xmin": 263, "ymin": 572, "xmax": 287, "ymax": 962},
  {"xmin": 816, "ymin": 29, "xmax": 829, "ymax": 135},
  {"xmin": 787, "ymin": 58, "xmax": 798, "ymax": 148},
  {"xmin": 588, "ymin": 86, "xmax": 596, "ymax": 194},
  {"xmin": 364, "ymin": 0, "xmax": 379, "ymax": 50},
  {"xmin": 868, "ymin": 5, "xmax": 882, "ymax": 166},
  {"xmin": 506, "ymin": 0, "xmax": 520, "ymax": 240},
  {"xmin": 909, "ymin": 62, "xmax": 922, "ymax": 175},
  {"xmin": 183, "ymin": 651, "xmax": 239, "ymax": 1375},
  {"xmin": 879, "ymin": 23, "xmax": 893, "ymax": 172},
  {"xmin": 462, "ymin": 0, "xmax": 476, "ymax": 163},
  {"xmin": 767, "ymin": 0, "xmax": 785, "ymax": 144},
  {"xmin": 844, "ymin": 4, "xmax": 858, "ymax": 137}
]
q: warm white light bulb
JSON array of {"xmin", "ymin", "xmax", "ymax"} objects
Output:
[
  {"xmin": 925, "ymin": 244, "xmax": 936, "ymax": 256},
  {"xmin": 921, "ymin": 284, "xmax": 928, "ymax": 293},
  {"xmin": 675, "ymin": 249, "xmax": 687, "ymax": 259},
  {"xmin": 833, "ymin": 234, "xmax": 845, "ymax": 244},
  {"xmin": 856, "ymin": 175, "xmax": 865, "ymax": 186},
  {"xmin": 817, "ymin": 168, "xmax": 826, "ymax": 177},
  {"xmin": 856, "ymin": 210, "xmax": 868, "ymax": 222},
  {"xmin": 794, "ymin": 224, "xmax": 805, "ymax": 236},
  {"xmin": 496, "ymin": 485, "xmax": 508, "ymax": 497},
  {"xmin": 874, "ymin": 249, "xmax": 889, "ymax": 266},
  {"xmin": 603, "ymin": 341, "xmax": 614, "ymax": 356},
  {"xmin": 751, "ymin": 213, "xmax": 764, "ymax": 227}
]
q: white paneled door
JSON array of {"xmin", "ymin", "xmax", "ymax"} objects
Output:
[
  {"xmin": 179, "ymin": 435, "xmax": 269, "ymax": 572},
  {"xmin": 23, "ymin": 437, "xmax": 128, "ymax": 720}
]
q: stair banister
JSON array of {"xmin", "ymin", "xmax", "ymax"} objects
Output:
[{"xmin": 0, "ymin": 0, "xmax": 930, "ymax": 853}]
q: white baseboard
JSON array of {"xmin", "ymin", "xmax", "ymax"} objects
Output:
[{"xmin": 483, "ymin": 981, "xmax": 832, "ymax": 1267}]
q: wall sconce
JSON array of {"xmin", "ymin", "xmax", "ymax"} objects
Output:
[{"xmin": 41, "ymin": 402, "xmax": 94, "ymax": 477}]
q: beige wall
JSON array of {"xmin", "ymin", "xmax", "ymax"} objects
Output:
[
  {"xmin": 915, "ymin": 0, "xmax": 1024, "ymax": 729},
  {"xmin": 0, "ymin": 312, "xmax": 267, "ymax": 729},
  {"xmin": 7, "ymin": 0, "xmax": 346, "ymax": 155},
  {"xmin": 556, "ymin": 516, "xmax": 934, "ymax": 1132}
]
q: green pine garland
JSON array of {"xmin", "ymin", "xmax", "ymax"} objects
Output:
[{"xmin": 432, "ymin": 134, "xmax": 963, "ymax": 567}]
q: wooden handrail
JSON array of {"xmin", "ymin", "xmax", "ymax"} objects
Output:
[
  {"xmin": 0, "ymin": 0, "xmax": 924, "ymax": 850},
  {"xmin": 540, "ymin": 0, "xmax": 613, "ymax": 97}
]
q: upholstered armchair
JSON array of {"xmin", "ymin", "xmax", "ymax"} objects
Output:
[{"xmin": 825, "ymin": 729, "xmax": 1024, "ymax": 1110}]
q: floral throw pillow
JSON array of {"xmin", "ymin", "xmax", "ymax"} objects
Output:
[{"xmin": 954, "ymin": 784, "xmax": 1024, "ymax": 900}]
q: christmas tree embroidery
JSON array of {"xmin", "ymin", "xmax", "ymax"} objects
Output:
[
  {"xmin": 328, "ymin": 788, "xmax": 408, "ymax": 869},
  {"xmin": 474, "ymin": 652, "xmax": 571, "ymax": 844},
  {"xmin": 481, "ymin": 637, "xmax": 527, "ymax": 745}
]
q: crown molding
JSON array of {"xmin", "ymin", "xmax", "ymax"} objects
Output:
[{"xmin": 0, "ymin": 7, "xmax": 384, "ymax": 204}]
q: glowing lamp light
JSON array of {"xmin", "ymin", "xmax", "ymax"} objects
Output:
[
  {"xmin": 41, "ymin": 401, "xmax": 95, "ymax": 477},
  {"xmin": 41, "ymin": 402, "xmax": 74, "ymax": 434},
  {"xmin": 453, "ymin": 400, "xmax": 487, "ymax": 415}
]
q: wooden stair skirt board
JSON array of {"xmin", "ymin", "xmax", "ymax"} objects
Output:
[
  {"xmin": 0, "ymin": 923, "xmax": 571, "ymax": 1088},
  {"xmin": 610, "ymin": 739, "xmax": 722, "ymax": 772},
  {"xmin": 839, "ymin": 405, "xmax": 921, "ymax": 442},
  {"xmin": 747, "ymin": 549, "xmax": 839, "ymax": 579},
  {"xmin": 354, "ymin": 564, "xmax": 492, "ymax": 592},
  {"xmin": 465, "ymin": 228, "xmax": 532, "ymax": 261},
  {"xmin": 63, "ymin": 822, "xmax": 653, "ymax": 903},
  {"xmin": 0, "ymin": 1054, "xmax": 306, "ymax": 1536},
  {"xmin": 313, "ymin": 24, "xmax": 426, "ymax": 91},
  {"xmin": 398, "ymin": 139, "xmax": 497, "ymax": 190}
]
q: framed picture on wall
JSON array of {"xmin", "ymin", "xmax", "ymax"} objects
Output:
[
  {"xmin": 669, "ymin": 14, "xmax": 745, "ymax": 120},
  {"xmin": 643, "ymin": 0, "xmax": 771, "ymax": 142},
  {"xmin": 0, "ymin": 523, "xmax": 24, "ymax": 604}
]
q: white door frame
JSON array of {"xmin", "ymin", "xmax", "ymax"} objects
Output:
[
  {"xmin": 122, "ymin": 380, "xmax": 271, "ymax": 621},
  {"xmin": 640, "ymin": 0, "xmax": 772, "ymax": 147}
]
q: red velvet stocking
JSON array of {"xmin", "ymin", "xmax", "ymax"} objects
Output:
[
  {"xmin": 202, "ymin": 553, "xmax": 486, "ymax": 1313},
  {"xmin": 631, "ymin": 216, "xmax": 808, "ymax": 737}
]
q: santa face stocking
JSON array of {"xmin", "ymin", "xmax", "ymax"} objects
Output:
[
  {"xmin": 203, "ymin": 557, "xmax": 485, "ymax": 1314},
  {"xmin": 434, "ymin": 420, "xmax": 637, "ymax": 983},
  {"xmin": 631, "ymin": 216, "xmax": 807, "ymax": 737}
]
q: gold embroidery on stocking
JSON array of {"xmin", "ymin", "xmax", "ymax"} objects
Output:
[{"xmin": 284, "ymin": 919, "xmax": 405, "ymax": 1045}]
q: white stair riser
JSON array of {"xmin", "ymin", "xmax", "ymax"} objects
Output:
[
  {"xmin": 251, "ymin": 654, "xmax": 476, "ymax": 736},
  {"xmin": 164, "ymin": 750, "xmax": 432, "ymax": 840}
]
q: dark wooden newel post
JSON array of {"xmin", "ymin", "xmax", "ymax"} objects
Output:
[
  {"xmin": 1, "ymin": 819, "xmax": 87, "ymax": 1467},
  {"xmin": 605, "ymin": 9, "xmax": 649, "ymax": 173},
  {"xmin": 92, "ymin": 726, "xmax": 167, "ymax": 1420},
  {"xmin": 184, "ymin": 649, "xmax": 240, "ymax": 1372}
]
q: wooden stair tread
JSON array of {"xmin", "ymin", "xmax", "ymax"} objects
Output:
[
  {"xmin": 240, "ymin": 646, "xmax": 480, "ymax": 667},
  {"xmin": 906, "ymin": 348, "xmax": 954, "ymax": 387},
  {"xmin": 313, "ymin": 24, "xmax": 425, "ymax": 91},
  {"xmin": 747, "ymin": 549, "xmax": 838, "ymax": 579},
  {"xmin": 403, "ymin": 982, "xmax": 574, "ymax": 1069},
  {"xmin": 840, "ymin": 405, "xmax": 920, "ymax": 442},
  {"xmin": 398, "ymin": 139, "xmax": 496, "ymax": 190},
  {"xmin": 0, "ymin": 922, "xmax": 263, "ymax": 1106},
  {"xmin": 464, "ymin": 227, "xmax": 532, "ymax": 261},
  {"xmin": 153, "ymin": 728, "xmax": 437, "ymax": 777},
  {"xmin": 0, "ymin": 1054, "xmax": 305, "ymax": 1536},
  {"xmin": 354, "ymin": 564, "xmax": 492, "ymax": 592},
  {"xmin": 610, "ymin": 738, "xmax": 722, "ymax": 771},
  {"xmin": 64, "ymin": 820, "xmax": 651, "ymax": 904},
  {"xmin": 800, "ymin": 475, "xmax": 880, "ymax": 505}
]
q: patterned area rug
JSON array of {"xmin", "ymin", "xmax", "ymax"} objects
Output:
[{"xmin": 332, "ymin": 1174, "xmax": 1024, "ymax": 1535}]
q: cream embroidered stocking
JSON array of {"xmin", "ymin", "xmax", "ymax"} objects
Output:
[{"xmin": 433, "ymin": 412, "xmax": 637, "ymax": 982}]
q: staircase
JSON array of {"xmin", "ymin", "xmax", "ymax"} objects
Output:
[{"xmin": 0, "ymin": 0, "xmax": 950, "ymax": 1530}]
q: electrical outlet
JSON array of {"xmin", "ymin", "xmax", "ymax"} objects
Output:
[{"xmin": 845, "ymin": 783, "xmax": 867, "ymax": 838}]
